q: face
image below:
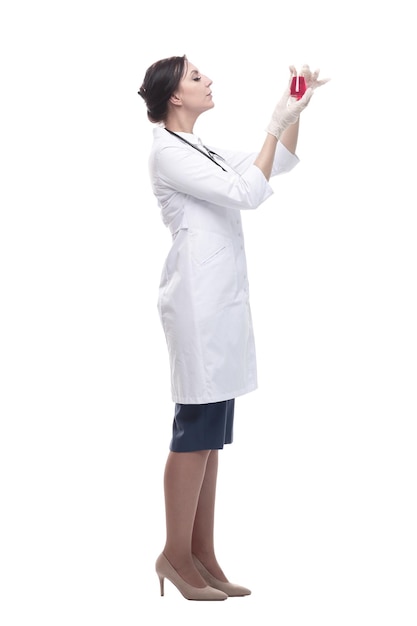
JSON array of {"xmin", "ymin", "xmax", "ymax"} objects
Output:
[{"xmin": 172, "ymin": 61, "xmax": 214, "ymax": 116}]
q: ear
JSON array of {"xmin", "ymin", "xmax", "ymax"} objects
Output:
[{"xmin": 169, "ymin": 93, "xmax": 182, "ymax": 106}]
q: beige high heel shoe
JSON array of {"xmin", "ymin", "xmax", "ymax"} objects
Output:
[
  {"xmin": 192, "ymin": 555, "xmax": 251, "ymax": 597},
  {"xmin": 155, "ymin": 553, "xmax": 228, "ymax": 601}
]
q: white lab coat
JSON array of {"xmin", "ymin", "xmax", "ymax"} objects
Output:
[{"xmin": 149, "ymin": 126, "xmax": 299, "ymax": 404}]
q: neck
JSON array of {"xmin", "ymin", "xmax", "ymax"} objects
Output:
[
  {"xmin": 165, "ymin": 124, "xmax": 194, "ymax": 134},
  {"xmin": 164, "ymin": 112, "xmax": 197, "ymax": 135}
]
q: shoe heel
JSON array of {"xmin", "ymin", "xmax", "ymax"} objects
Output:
[{"xmin": 158, "ymin": 574, "xmax": 165, "ymax": 596}]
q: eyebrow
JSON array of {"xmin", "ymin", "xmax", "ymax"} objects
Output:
[{"xmin": 189, "ymin": 69, "xmax": 200, "ymax": 76}]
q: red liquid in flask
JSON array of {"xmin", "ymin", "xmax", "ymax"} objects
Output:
[{"xmin": 290, "ymin": 75, "xmax": 307, "ymax": 99}]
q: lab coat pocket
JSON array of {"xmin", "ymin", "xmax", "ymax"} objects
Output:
[{"xmin": 190, "ymin": 229, "xmax": 236, "ymax": 318}]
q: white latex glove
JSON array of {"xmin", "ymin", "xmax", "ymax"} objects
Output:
[
  {"xmin": 266, "ymin": 73, "xmax": 313, "ymax": 139},
  {"xmin": 298, "ymin": 64, "xmax": 330, "ymax": 90}
]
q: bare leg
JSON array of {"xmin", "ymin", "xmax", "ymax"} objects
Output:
[
  {"xmin": 162, "ymin": 449, "xmax": 211, "ymax": 587},
  {"xmin": 191, "ymin": 450, "xmax": 228, "ymax": 582}
]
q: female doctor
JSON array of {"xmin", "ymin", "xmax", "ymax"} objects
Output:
[{"xmin": 138, "ymin": 55, "xmax": 328, "ymax": 601}]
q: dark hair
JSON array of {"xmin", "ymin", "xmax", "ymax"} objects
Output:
[{"xmin": 138, "ymin": 55, "xmax": 187, "ymax": 123}]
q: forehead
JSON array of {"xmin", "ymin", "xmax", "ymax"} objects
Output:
[{"xmin": 183, "ymin": 61, "xmax": 199, "ymax": 77}]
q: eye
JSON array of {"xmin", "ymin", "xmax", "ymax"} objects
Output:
[{"xmin": 192, "ymin": 76, "xmax": 201, "ymax": 81}]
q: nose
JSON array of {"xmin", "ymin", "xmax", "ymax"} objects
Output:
[{"xmin": 205, "ymin": 75, "xmax": 213, "ymax": 87}]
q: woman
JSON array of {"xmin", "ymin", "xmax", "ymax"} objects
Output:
[{"xmin": 138, "ymin": 55, "xmax": 328, "ymax": 601}]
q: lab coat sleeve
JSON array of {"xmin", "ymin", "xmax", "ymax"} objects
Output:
[
  {"xmin": 211, "ymin": 141, "xmax": 299, "ymax": 177},
  {"xmin": 271, "ymin": 141, "xmax": 300, "ymax": 176},
  {"xmin": 152, "ymin": 144, "xmax": 274, "ymax": 211}
]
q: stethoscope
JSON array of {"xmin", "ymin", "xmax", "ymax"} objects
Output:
[{"xmin": 165, "ymin": 128, "xmax": 227, "ymax": 172}]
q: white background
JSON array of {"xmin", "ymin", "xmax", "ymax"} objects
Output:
[{"xmin": 1, "ymin": 1, "xmax": 416, "ymax": 624}]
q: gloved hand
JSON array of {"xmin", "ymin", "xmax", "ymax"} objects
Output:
[
  {"xmin": 266, "ymin": 72, "xmax": 313, "ymax": 139},
  {"xmin": 298, "ymin": 64, "xmax": 330, "ymax": 90}
]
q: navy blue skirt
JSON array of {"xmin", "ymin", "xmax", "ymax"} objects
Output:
[{"xmin": 169, "ymin": 399, "xmax": 235, "ymax": 452}]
